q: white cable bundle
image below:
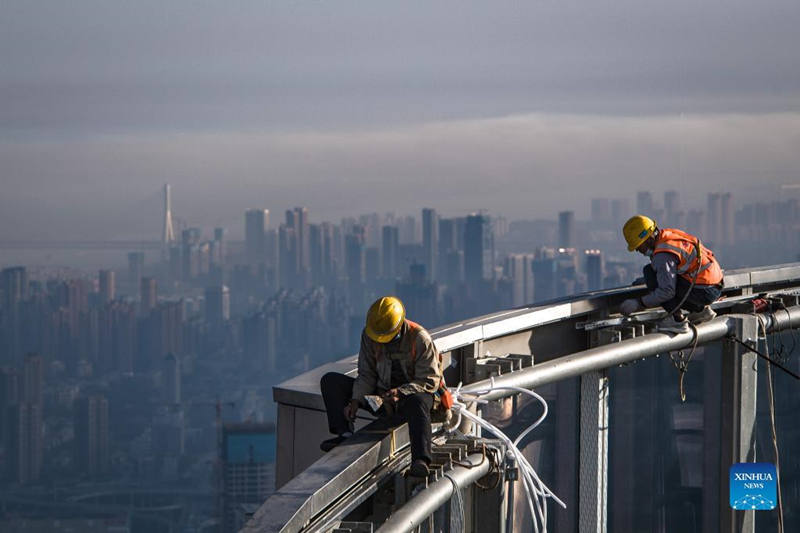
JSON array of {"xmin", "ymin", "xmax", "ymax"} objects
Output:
[{"xmin": 448, "ymin": 378, "xmax": 566, "ymax": 533}]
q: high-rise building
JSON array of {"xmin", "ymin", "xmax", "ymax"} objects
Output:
[
  {"xmin": 98, "ymin": 269, "xmax": 115, "ymax": 304},
  {"xmin": 422, "ymin": 208, "xmax": 438, "ymax": 281},
  {"xmin": 221, "ymin": 423, "xmax": 276, "ymax": 533},
  {"xmin": 73, "ymin": 395, "xmax": 110, "ymax": 478},
  {"xmin": 22, "ymin": 353, "xmax": 43, "ymax": 407},
  {"xmin": 111, "ymin": 302, "xmax": 137, "ymax": 373},
  {"xmin": 139, "ymin": 301, "xmax": 184, "ymax": 371},
  {"xmin": 720, "ymin": 192, "xmax": 733, "ymax": 246},
  {"xmin": 245, "ymin": 209, "xmax": 269, "ymax": 266},
  {"xmin": 205, "ymin": 285, "xmax": 231, "ymax": 326},
  {"xmin": 532, "ymin": 248, "xmax": 557, "ymax": 302},
  {"xmin": 686, "ymin": 209, "xmax": 706, "ymax": 242},
  {"xmin": 707, "ymin": 193, "xmax": 721, "ymax": 245},
  {"xmin": 585, "ymin": 250, "xmax": 604, "ymax": 291},
  {"xmin": 398, "ymin": 215, "xmax": 418, "ymax": 244},
  {"xmin": 5, "ymin": 402, "xmax": 42, "ymax": 484},
  {"xmin": 504, "ymin": 254, "xmax": 535, "ymax": 307},
  {"xmin": 365, "ymin": 247, "xmax": 380, "ymax": 284},
  {"xmin": 464, "ymin": 214, "xmax": 494, "ymax": 284},
  {"xmin": 396, "ymin": 264, "xmax": 439, "ymax": 327},
  {"xmin": 591, "ymin": 198, "xmax": 611, "ymax": 227},
  {"xmin": 2, "ymin": 266, "xmax": 27, "ymax": 313},
  {"xmin": 279, "ymin": 225, "xmax": 298, "ymax": 289},
  {"xmin": 611, "ymin": 198, "xmax": 631, "ymax": 229},
  {"xmin": 1, "ymin": 267, "xmax": 27, "ymax": 364},
  {"xmin": 287, "ymin": 207, "xmax": 310, "ymax": 274},
  {"xmin": 243, "ymin": 311, "xmax": 277, "ymax": 373},
  {"xmin": 127, "ymin": 252, "xmax": 144, "ymax": 290},
  {"xmin": 0, "ymin": 367, "xmax": 19, "ymax": 449},
  {"xmin": 382, "ymin": 225, "xmax": 399, "ymax": 279},
  {"xmin": 162, "ymin": 353, "xmax": 181, "ymax": 406},
  {"xmin": 558, "ymin": 211, "xmax": 576, "ymax": 249},
  {"xmin": 140, "ymin": 277, "xmax": 157, "ymax": 316},
  {"xmin": 345, "ymin": 229, "xmax": 366, "ymax": 306},
  {"xmin": 636, "ymin": 191, "xmax": 654, "ymax": 215}
]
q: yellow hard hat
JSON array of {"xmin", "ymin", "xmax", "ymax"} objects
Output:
[
  {"xmin": 365, "ymin": 296, "xmax": 406, "ymax": 343},
  {"xmin": 622, "ymin": 215, "xmax": 657, "ymax": 251}
]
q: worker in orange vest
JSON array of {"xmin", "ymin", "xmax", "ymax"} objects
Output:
[
  {"xmin": 620, "ymin": 215, "xmax": 724, "ymax": 333},
  {"xmin": 319, "ymin": 296, "xmax": 444, "ymax": 478}
]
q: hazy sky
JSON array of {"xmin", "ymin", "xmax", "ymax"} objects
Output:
[{"xmin": 2, "ymin": 1, "xmax": 799, "ymax": 239}]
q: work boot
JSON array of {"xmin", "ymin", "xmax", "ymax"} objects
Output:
[
  {"xmin": 320, "ymin": 435, "xmax": 348, "ymax": 452},
  {"xmin": 687, "ymin": 306, "xmax": 716, "ymax": 324},
  {"xmin": 657, "ymin": 313, "xmax": 690, "ymax": 334},
  {"xmin": 408, "ymin": 459, "xmax": 430, "ymax": 478}
]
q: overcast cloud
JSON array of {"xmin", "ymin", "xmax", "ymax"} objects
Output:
[{"xmin": 1, "ymin": 1, "xmax": 799, "ymax": 239}]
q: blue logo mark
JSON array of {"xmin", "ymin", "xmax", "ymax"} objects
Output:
[{"xmin": 729, "ymin": 462, "xmax": 777, "ymax": 510}]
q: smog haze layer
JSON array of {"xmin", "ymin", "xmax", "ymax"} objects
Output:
[{"xmin": 2, "ymin": 0, "xmax": 799, "ymax": 239}]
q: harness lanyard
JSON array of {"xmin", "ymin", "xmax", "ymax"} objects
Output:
[{"xmin": 665, "ymin": 238, "xmax": 703, "ymax": 316}]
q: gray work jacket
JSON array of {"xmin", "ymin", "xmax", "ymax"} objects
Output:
[{"xmin": 351, "ymin": 320, "xmax": 443, "ymax": 404}]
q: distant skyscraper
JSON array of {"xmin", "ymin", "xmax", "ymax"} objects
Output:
[
  {"xmin": 422, "ymin": 208, "xmax": 438, "ymax": 281},
  {"xmin": 22, "ymin": 353, "xmax": 43, "ymax": 407},
  {"xmin": 585, "ymin": 250, "xmax": 604, "ymax": 291},
  {"xmin": 163, "ymin": 184, "xmax": 175, "ymax": 246},
  {"xmin": 221, "ymin": 423, "xmax": 276, "ymax": 533},
  {"xmin": 205, "ymin": 286, "xmax": 231, "ymax": 325},
  {"xmin": 243, "ymin": 311, "xmax": 277, "ymax": 373},
  {"xmin": 504, "ymin": 254, "xmax": 534, "ymax": 306},
  {"xmin": 558, "ymin": 211, "xmax": 576, "ymax": 249},
  {"xmin": 5, "ymin": 402, "xmax": 42, "ymax": 483},
  {"xmin": 382, "ymin": 225, "xmax": 399, "ymax": 279},
  {"xmin": 245, "ymin": 209, "xmax": 269, "ymax": 266},
  {"xmin": 162, "ymin": 354, "xmax": 181, "ymax": 405},
  {"xmin": 720, "ymin": 192, "xmax": 733, "ymax": 245},
  {"xmin": 464, "ymin": 214, "xmax": 493, "ymax": 284},
  {"xmin": 395, "ymin": 264, "xmax": 439, "ymax": 327},
  {"xmin": 591, "ymin": 198, "xmax": 611, "ymax": 227},
  {"xmin": 1, "ymin": 267, "xmax": 27, "ymax": 364},
  {"xmin": 345, "ymin": 229, "xmax": 366, "ymax": 306},
  {"xmin": 636, "ymin": 191, "xmax": 654, "ymax": 215},
  {"xmin": 686, "ymin": 209, "xmax": 706, "ymax": 243},
  {"xmin": 127, "ymin": 252, "xmax": 144, "ymax": 291},
  {"xmin": 532, "ymin": 248, "xmax": 557, "ymax": 301},
  {"xmin": 611, "ymin": 198, "xmax": 631, "ymax": 229},
  {"xmin": 0, "ymin": 368, "xmax": 19, "ymax": 445},
  {"xmin": 73, "ymin": 395, "xmax": 110, "ymax": 478},
  {"xmin": 140, "ymin": 277, "xmax": 157, "ymax": 316},
  {"xmin": 707, "ymin": 193, "xmax": 722, "ymax": 245},
  {"xmin": 1, "ymin": 266, "xmax": 27, "ymax": 313},
  {"xmin": 365, "ymin": 247, "xmax": 380, "ymax": 283},
  {"xmin": 398, "ymin": 215, "xmax": 418, "ymax": 244},
  {"xmin": 287, "ymin": 207, "xmax": 310, "ymax": 274},
  {"xmin": 98, "ymin": 269, "xmax": 115, "ymax": 304}
]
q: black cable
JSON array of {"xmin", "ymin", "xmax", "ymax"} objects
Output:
[{"xmin": 726, "ymin": 335, "xmax": 800, "ymax": 381}]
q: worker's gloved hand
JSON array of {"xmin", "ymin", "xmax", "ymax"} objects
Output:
[{"xmin": 620, "ymin": 298, "xmax": 641, "ymax": 316}]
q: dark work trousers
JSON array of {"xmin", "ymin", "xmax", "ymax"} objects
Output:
[
  {"xmin": 320, "ymin": 372, "xmax": 433, "ymax": 463},
  {"xmin": 643, "ymin": 264, "xmax": 722, "ymax": 313}
]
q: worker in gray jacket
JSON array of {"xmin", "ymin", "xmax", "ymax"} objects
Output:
[{"xmin": 319, "ymin": 296, "xmax": 443, "ymax": 478}]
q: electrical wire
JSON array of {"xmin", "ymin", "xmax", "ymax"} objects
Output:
[
  {"xmin": 449, "ymin": 378, "xmax": 565, "ymax": 533},
  {"xmin": 758, "ymin": 317, "xmax": 784, "ymax": 533}
]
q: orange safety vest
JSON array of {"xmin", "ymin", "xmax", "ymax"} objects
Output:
[
  {"xmin": 405, "ymin": 320, "xmax": 453, "ymax": 410},
  {"xmin": 654, "ymin": 228, "xmax": 723, "ymax": 286}
]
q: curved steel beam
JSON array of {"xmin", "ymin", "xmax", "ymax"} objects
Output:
[
  {"xmin": 376, "ymin": 452, "xmax": 491, "ymax": 533},
  {"xmin": 460, "ymin": 307, "xmax": 800, "ymax": 402}
]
